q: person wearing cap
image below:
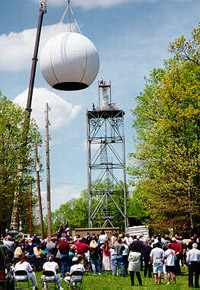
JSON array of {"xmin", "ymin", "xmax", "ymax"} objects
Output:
[
  {"xmin": 58, "ymin": 237, "xmax": 70, "ymax": 278},
  {"xmin": 186, "ymin": 243, "xmax": 200, "ymax": 288},
  {"xmin": 89, "ymin": 239, "xmax": 101, "ymax": 275},
  {"xmin": 64, "ymin": 257, "xmax": 85, "ymax": 287},
  {"xmin": 42, "ymin": 255, "xmax": 63, "ymax": 290}
]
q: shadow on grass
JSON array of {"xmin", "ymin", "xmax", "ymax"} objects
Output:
[{"xmin": 34, "ymin": 266, "xmax": 193, "ymax": 290}]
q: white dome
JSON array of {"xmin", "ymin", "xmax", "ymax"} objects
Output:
[{"xmin": 40, "ymin": 32, "xmax": 100, "ymax": 91}]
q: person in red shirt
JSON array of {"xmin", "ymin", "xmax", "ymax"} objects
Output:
[
  {"xmin": 74, "ymin": 238, "xmax": 90, "ymax": 267},
  {"xmin": 171, "ymin": 237, "xmax": 182, "ymax": 275},
  {"xmin": 58, "ymin": 237, "xmax": 70, "ymax": 277}
]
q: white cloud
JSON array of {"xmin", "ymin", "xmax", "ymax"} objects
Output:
[
  {"xmin": 74, "ymin": 140, "xmax": 86, "ymax": 152},
  {"xmin": 35, "ymin": 0, "xmax": 159, "ymax": 8},
  {"xmin": 41, "ymin": 184, "xmax": 81, "ymax": 212},
  {"xmin": 13, "ymin": 87, "xmax": 81, "ymax": 130},
  {"xmin": 73, "ymin": 0, "xmax": 158, "ymax": 9},
  {"xmin": 0, "ymin": 23, "xmax": 69, "ymax": 71},
  {"xmin": 74, "ymin": 140, "xmax": 101, "ymax": 152},
  {"xmin": 36, "ymin": 0, "xmax": 193, "ymax": 9}
]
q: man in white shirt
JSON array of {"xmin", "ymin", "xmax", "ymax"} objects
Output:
[
  {"xmin": 64, "ymin": 257, "xmax": 85, "ymax": 287},
  {"xmin": 124, "ymin": 234, "xmax": 133, "ymax": 246},
  {"xmin": 42, "ymin": 255, "xmax": 63, "ymax": 290},
  {"xmin": 122, "ymin": 239, "xmax": 129, "ymax": 275},
  {"xmin": 139, "ymin": 233, "xmax": 146, "ymax": 246},
  {"xmin": 150, "ymin": 243, "xmax": 164, "ymax": 285},
  {"xmin": 164, "ymin": 243, "xmax": 176, "ymax": 285},
  {"xmin": 98, "ymin": 230, "xmax": 108, "ymax": 246},
  {"xmin": 186, "ymin": 243, "xmax": 200, "ymax": 288},
  {"xmin": 14, "ymin": 254, "xmax": 38, "ymax": 290}
]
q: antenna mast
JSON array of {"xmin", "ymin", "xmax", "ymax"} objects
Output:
[{"xmin": 45, "ymin": 103, "xmax": 52, "ymax": 241}]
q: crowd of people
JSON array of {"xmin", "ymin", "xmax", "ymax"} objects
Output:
[{"xmin": 1, "ymin": 229, "xmax": 200, "ymax": 288}]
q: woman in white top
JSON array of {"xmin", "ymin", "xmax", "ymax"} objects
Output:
[
  {"xmin": 164, "ymin": 243, "xmax": 176, "ymax": 285},
  {"xmin": 128, "ymin": 243, "xmax": 142, "ymax": 286}
]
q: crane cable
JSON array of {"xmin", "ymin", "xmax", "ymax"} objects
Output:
[{"xmin": 59, "ymin": 0, "xmax": 82, "ymax": 34}]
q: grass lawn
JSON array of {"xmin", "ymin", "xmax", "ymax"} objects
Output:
[{"xmin": 32, "ymin": 266, "xmax": 199, "ymax": 289}]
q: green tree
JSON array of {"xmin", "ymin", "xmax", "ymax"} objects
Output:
[
  {"xmin": 0, "ymin": 94, "xmax": 42, "ymax": 235},
  {"xmin": 49, "ymin": 181, "xmax": 135, "ymax": 235},
  {"xmin": 128, "ymin": 25, "xmax": 200, "ymax": 235},
  {"xmin": 50, "ymin": 190, "xmax": 88, "ymax": 235}
]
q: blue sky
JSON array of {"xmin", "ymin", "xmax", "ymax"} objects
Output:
[{"xmin": 1, "ymin": 0, "xmax": 200, "ymax": 212}]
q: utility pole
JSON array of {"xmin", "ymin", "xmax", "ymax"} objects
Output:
[
  {"xmin": 29, "ymin": 182, "xmax": 33, "ymax": 236},
  {"xmin": 35, "ymin": 144, "xmax": 44, "ymax": 239},
  {"xmin": 45, "ymin": 103, "xmax": 51, "ymax": 240}
]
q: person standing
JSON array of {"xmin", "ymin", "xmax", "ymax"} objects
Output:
[
  {"xmin": 164, "ymin": 243, "xmax": 176, "ymax": 285},
  {"xmin": 150, "ymin": 243, "xmax": 164, "ymax": 285},
  {"xmin": 58, "ymin": 237, "xmax": 70, "ymax": 278},
  {"xmin": 46, "ymin": 237, "xmax": 58, "ymax": 259},
  {"xmin": 57, "ymin": 224, "xmax": 64, "ymax": 240},
  {"xmin": 113, "ymin": 239, "xmax": 125, "ymax": 277},
  {"xmin": 74, "ymin": 238, "xmax": 90, "ymax": 267},
  {"xmin": 89, "ymin": 239, "xmax": 101, "ymax": 275},
  {"xmin": 122, "ymin": 239, "xmax": 129, "ymax": 275},
  {"xmin": 186, "ymin": 243, "xmax": 200, "ymax": 288},
  {"xmin": 124, "ymin": 234, "xmax": 133, "ymax": 246},
  {"xmin": 171, "ymin": 237, "xmax": 182, "ymax": 275},
  {"xmin": 128, "ymin": 243, "xmax": 142, "ymax": 286},
  {"xmin": 3, "ymin": 235, "xmax": 15, "ymax": 262},
  {"xmin": 101, "ymin": 239, "xmax": 111, "ymax": 273},
  {"xmin": 143, "ymin": 238, "xmax": 152, "ymax": 278},
  {"xmin": 98, "ymin": 231, "xmax": 108, "ymax": 247},
  {"xmin": 32, "ymin": 234, "xmax": 40, "ymax": 248}
]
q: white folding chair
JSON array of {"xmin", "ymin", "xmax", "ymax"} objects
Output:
[
  {"xmin": 41, "ymin": 270, "xmax": 57, "ymax": 289},
  {"xmin": 70, "ymin": 271, "xmax": 83, "ymax": 289},
  {"xmin": 14, "ymin": 270, "xmax": 29, "ymax": 289}
]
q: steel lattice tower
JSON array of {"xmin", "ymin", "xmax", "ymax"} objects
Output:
[{"xmin": 87, "ymin": 79, "xmax": 127, "ymax": 230}]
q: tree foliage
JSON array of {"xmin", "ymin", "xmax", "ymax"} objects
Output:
[
  {"xmin": 128, "ymin": 24, "xmax": 200, "ymax": 235},
  {"xmin": 49, "ymin": 181, "xmax": 135, "ymax": 235},
  {"xmin": 50, "ymin": 190, "xmax": 88, "ymax": 234},
  {"xmin": 0, "ymin": 94, "xmax": 42, "ymax": 234}
]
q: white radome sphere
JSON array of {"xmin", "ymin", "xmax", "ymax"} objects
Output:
[{"xmin": 40, "ymin": 32, "xmax": 100, "ymax": 91}]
